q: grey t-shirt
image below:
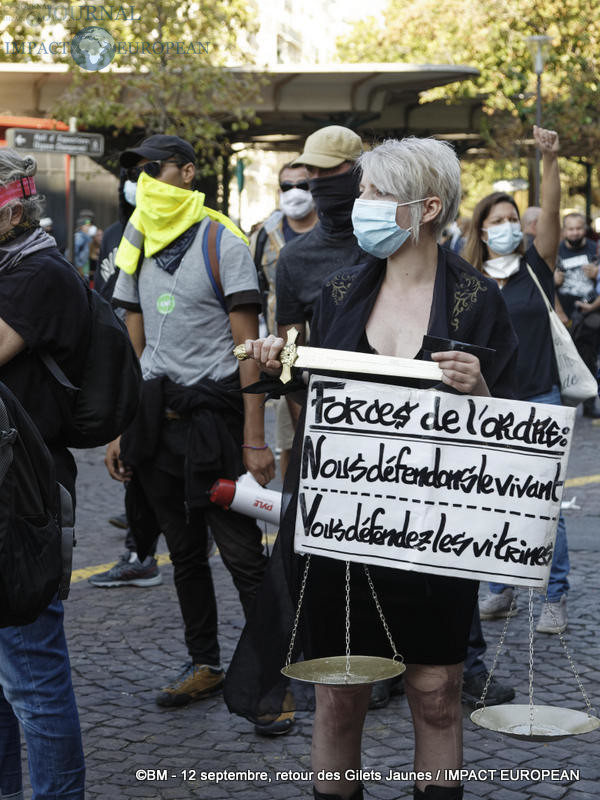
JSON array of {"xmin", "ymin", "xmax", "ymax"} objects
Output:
[{"xmin": 113, "ymin": 219, "xmax": 260, "ymax": 386}]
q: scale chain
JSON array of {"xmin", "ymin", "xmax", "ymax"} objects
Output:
[
  {"xmin": 528, "ymin": 588, "xmax": 535, "ymax": 734},
  {"xmin": 478, "ymin": 592, "xmax": 517, "ymax": 708},
  {"xmin": 345, "ymin": 562, "xmax": 351, "ymax": 680},
  {"xmin": 285, "ymin": 554, "xmax": 311, "ymax": 667},
  {"xmin": 542, "ymin": 595, "xmax": 597, "ymax": 718},
  {"xmin": 363, "ymin": 565, "xmax": 403, "ymax": 662}
]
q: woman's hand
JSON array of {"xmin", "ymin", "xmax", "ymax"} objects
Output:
[
  {"xmin": 242, "ymin": 334, "xmax": 286, "ymax": 376},
  {"xmin": 431, "ymin": 350, "xmax": 489, "ymax": 396},
  {"xmin": 532, "ymin": 126, "xmax": 560, "ymax": 268},
  {"xmin": 534, "ymin": 125, "xmax": 559, "ymax": 154}
]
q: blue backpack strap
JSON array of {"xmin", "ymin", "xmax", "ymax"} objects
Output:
[
  {"xmin": 215, "ymin": 223, "xmax": 224, "ymax": 260},
  {"xmin": 202, "ymin": 220, "xmax": 228, "ymax": 313}
]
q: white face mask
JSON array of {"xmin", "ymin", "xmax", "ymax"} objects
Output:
[
  {"xmin": 123, "ymin": 179, "xmax": 137, "ymax": 207},
  {"xmin": 87, "ymin": 225, "xmax": 98, "ymax": 237},
  {"xmin": 484, "ymin": 253, "xmax": 521, "ymax": 280},
  {"xmin": 279, "ymin": 187, "xmax": 314, "ymax": 220}
]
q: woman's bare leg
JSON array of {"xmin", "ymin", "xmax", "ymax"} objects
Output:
[
  {"xmin": 312, "ymin": 684, "xmax": 371, "ymax": 798},
  {"xmin": 404, "ymin": 663, "xmax": 463, "ymax": 792}
]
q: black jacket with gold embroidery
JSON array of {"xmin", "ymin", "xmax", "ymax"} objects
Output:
[{"xmin": 309, "ymin": 245, "xmax": 518, "ymax": 400}]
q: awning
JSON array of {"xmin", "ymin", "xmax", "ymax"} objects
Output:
[{"xmin": 0, "ymin": 62, "xmax": 484, "ymax": 154}]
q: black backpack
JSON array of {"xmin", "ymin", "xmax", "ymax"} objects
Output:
[
  {"xmin": 0, "ymin": 383, "xmax": 74, "ymax": 627},
  {"xmin": 41, "ymin": 285, "xmax": 142, "ymax": 448}
]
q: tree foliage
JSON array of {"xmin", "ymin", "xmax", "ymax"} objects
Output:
[
  {"xmin": 337, "ymin": 0, "xmax": 600, "ymax": 160},
  {"xmin": 1, "ymin": 1, "xmax": 262, "ymax": 174},
  {"xmin": 457, "ymin": 157, "xmax": 596, "ymax": 219}
]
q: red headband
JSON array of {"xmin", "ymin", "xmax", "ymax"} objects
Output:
[{"xmin": 0, "ymin": 177, "xmax": 37, "ymax": 210}]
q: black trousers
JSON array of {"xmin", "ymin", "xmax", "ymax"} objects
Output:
[
  {"xmin": 136, "ymin": 451, "xmax": 267, "ymax": 667},
  {"xmin": 464, "ymin": 605, "xmax": 486, "ymax": 679}
]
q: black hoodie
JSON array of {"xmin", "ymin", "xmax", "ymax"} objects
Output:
[{"xmin": 94, "ymin": 168, "xmax": 135, "ymax": 299}]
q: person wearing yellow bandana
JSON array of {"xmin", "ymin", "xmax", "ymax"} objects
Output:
[
  {"xmin": 105, "ymin": 135, "xmax": 277, "ymax": 718},
  {"xmin": 115, "ymin": 170, "xmax": 249, "ymax": 276}
]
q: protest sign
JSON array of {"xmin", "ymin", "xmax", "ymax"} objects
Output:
[{"xmin": 294, "ymin": 376, "xmax": 576, "ymax": 588}]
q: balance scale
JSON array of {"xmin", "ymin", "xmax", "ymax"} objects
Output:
[
  {"xmin": 281, "ymin": 558, "xmax": 599, "ymax": 742},
  {"xmin": 281, "ymin": 557, "xmax": 406, "ymax": 685},
  {"xmin": 470, "ymin": 587, "xmax": 599, "ymax": 741},
  {"xmin": 262, "ymin": 335, "xmax": 599, "ymax": 740}
]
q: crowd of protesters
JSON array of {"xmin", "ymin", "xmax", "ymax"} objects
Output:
[{"xmin": 0, "ymin": 122, "xmax": 599, "ymax": 800}]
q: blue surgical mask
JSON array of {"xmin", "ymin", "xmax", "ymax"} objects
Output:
[
  {"xmin": 123, "ymin": 179, "xmax": 137, "ymax": 207},
  {"xmin": 483, "ymin": 221, "xmax": 522, "ymax": 255},
  {"xmin": 351, "ymin": 198, "xmax": 427, "ymax": 258}
]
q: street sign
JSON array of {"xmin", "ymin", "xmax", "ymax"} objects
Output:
[{"xmin": 6, "ymin": 128, "xmax": 104, "ymax": 156}]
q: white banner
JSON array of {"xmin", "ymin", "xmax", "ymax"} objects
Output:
[{"xmin": 294, "ymin": 376, "xmax": 576, "ymax": 588}]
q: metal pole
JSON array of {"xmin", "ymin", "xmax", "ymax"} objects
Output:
[
  {"xmin": 64, "ymin": 155, "xmax": 71, "ymax": 257},
  {"xmin": 67, "ymin": 117, "xmax": 77, "ymax": 266},
  {"xmin": 585, "ymin": 162, "xmax": 592, "ymax": 222},
  {"xmin": 534, "ymin": 70, "xmax": 542, "ymax": 206}
]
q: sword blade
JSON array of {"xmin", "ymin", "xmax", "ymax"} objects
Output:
[{"xmin": 294, "ymin": 346, "xmax": 443, "ymax": 381}]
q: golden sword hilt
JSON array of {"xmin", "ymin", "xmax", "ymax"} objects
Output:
[{"xmin": 233, "ymin": 328, "xmax": 299, "ymax": 383}]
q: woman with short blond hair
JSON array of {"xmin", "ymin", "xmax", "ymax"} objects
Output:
[{"xmin": 226, "ymin": 136, "xmax": 519, "ymax": 800}]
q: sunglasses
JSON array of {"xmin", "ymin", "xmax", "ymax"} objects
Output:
[
  {"xmin": 126, "ymin": 159, "xmax": 179, "ymax": 182},
  {"xmin": 280, "ymin": 181, "xmax": 310, "ymax": 192}
]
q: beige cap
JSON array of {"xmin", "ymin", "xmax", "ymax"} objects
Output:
[{"xmin": 292, "ymin": 125, "xmax": 362, "ymax": 168}]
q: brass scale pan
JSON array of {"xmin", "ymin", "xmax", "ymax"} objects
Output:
[{"xmin": 281, "ymin": 656, "xmax": 405, "ymax": 685}]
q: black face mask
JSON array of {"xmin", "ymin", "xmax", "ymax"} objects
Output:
[
  {"xmin": 308, "ymin": 169, "xmax": 360, "ymax": 234},
  {"xmin": 566, "ymin": 236, "xmax": 585, "ymax": 249}
]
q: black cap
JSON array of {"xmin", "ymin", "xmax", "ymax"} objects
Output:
[{"xmin": 120, "ymin": 134, "xmax": 196, "ymax": 168}]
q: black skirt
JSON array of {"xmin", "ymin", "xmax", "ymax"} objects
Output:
[{"xmin": 303, "ymin": 555, "xmax": 478, "ymax": 666}]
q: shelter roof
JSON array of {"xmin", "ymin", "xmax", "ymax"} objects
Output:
[{"xmin": 0, "ymin": 62, "xmax": 482, "ymax": 151}]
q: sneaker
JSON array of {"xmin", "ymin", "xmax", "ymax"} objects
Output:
[
  {"xmin": 462, "ymin": 672, "xmax": 515, "ymax": 708},
  {"xmin": 108, "ymin": 513, "xmax": 128, "ymax": 529},
  {"xmin": 156, "ymin": 663, "xmax": 224, "ymax": 708},
  {"xmin": 536, "ymin": 595, "xmax": 567, "ymax": 634},
  {"xmin": 254, "ymin": 690, "xmax": 295, "ymax": 736},
  {"xmin": 254, "ymin": 712, "xmax": 295, "ymax": 736},
  {"xmin": 479, "ymin": 587, "xmax": 517, "ymax": 620},
  {"xmin": 88, "ymin": 552, "xmax": 163, "ymax": 588}
]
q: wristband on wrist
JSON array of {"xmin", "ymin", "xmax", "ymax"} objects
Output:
[{"xmin": 242, "ymin": 443, "xmax": 269, "ymax": 450}]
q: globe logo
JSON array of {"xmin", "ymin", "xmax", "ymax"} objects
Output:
[{"xmin": 71, "ymin": 26, "xmax": 116, "ymax": 71}]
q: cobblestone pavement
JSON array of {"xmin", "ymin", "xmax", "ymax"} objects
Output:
[{"xmin": 23, "ymin": 408, "xmax": 600, "ymax": 799}]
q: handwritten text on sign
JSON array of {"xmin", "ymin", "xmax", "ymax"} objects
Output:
[{"xmin": 294, "ymin": 377, "xmax": 576, "ymax": 587}]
